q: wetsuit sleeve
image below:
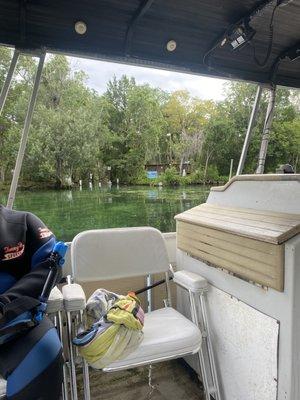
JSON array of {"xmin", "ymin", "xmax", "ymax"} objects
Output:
[{"xmin": 0, "ymin": 213, "xmax": 58, "ymax": 306}]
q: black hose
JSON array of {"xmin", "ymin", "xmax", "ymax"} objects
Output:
[
  {"xmin": 135, "ymin": 276, "xmax": 173, "ymax": 295},
  {"xmin": 252, "ymin": 3, "xmax": 278, "ymax": 67}
]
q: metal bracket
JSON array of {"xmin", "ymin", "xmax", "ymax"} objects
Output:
[{"xmin": 203, "ymin": 0, "xmax": 275, "ymax": 67}]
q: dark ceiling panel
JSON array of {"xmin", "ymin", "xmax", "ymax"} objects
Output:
[{"xmin": 0, "ymin": 0, "xmax": 299, "ymax": 87}]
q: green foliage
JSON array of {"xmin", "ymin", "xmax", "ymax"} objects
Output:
[
  {"xmin": 102, "ymin": 76, "xmax": 166, "ymax": 183},
  {"xmin": 0, "ymin": 48, "xmax": 298, "ymax": 187},
  {"xmin": 161, "ymin": 167, "xmax": 181, "ymax": 186},
  {"xmin": 127, "ymin": 169, "xmax": 150, "ymax": 185},
  {"xmin": 187, "ymin": 166, "xmax": 225, "ymax": 185}
]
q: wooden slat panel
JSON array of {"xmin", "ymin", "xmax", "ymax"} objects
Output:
[
  {"xmin": 175, "ymin": 203, "xmax": 300, "ymax": 244},
  {"xmin": 177, "ymin": 222, "xmax": 281, "ymax": 255},
  {"xmin": 179, "ymin": 223, "xmax": 282, "ymax": 266},
  {"xmin": 177, "ymin": 221, "xmax": 284, "ymax": 291},
  {"xmin": 179, "ymin": 235, "xmax": 278, "ymax": 278}
]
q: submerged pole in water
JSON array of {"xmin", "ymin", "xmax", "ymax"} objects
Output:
[
  {"xmin": 236, "ymin": 85, "xmax": 263, "ymax": 175},
  {"xmin": 0, "ymin": 49, "xmax": 20, "ymax": 114},
  {"xmin": 256, "ymin": 85, "xmax": 277, "ymax": 174},
  {"xmin": 7, "ymin": 52, "xmax": 45, "ymax": 209}
]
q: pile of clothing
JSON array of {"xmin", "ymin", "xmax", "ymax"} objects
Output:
[{"xmin": 73, "ymin": 289, "xmax": 144, "ymax": 369}]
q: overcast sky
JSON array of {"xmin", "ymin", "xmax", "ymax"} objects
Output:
[{"xmin": 68, "ymin": 56, "xmax": 227, "ymax": 101}]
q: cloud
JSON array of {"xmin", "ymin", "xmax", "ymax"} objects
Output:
[{"xmin": 68, "ymin": 56, "xmax": 227, "ymax": 101}]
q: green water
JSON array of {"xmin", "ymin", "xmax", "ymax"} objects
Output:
[{"xmin": 0, "ymin": 186, "xmax": 210, "ymax": 241}]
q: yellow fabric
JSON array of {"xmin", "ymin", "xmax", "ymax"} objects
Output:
[
  {"xmin": 107, "ymin": 294, "xmax": 143, "ymax": 330},
  {"xmin": 78, "ymin": 293, "xmax": 144, "ymax": 368},
  {"xmin": 79, "ymin": 324, "xmax": 120, "ymax": 364},
  {"xmin": 89, "ymin": 326, "xmax": 143, "ymax": 369}
]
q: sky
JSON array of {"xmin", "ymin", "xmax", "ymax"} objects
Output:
[{"xmin": 68, "ymin": 56, "xmax": 227, "ymax": 101}]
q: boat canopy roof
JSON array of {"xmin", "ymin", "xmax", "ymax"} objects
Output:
[{"xmin": 0, "ymin": 0, "xmax": 299, "ymax": 88}]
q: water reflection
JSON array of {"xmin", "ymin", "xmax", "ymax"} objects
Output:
[
  {"xmin": 147, "ymin": 190, "xmax": 158, "ymax": 200},
  {"xmin": 65, "ymin": 191, "xmax": 73, "ymax": 202},
  {"xmin": 1, "ymin": 186, "xmax": 210, "ymax": 241}
]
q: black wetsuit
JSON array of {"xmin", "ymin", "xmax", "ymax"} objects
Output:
[{"xmin": 0, "ymin": 205, "xmax": 63, "ymax": 400}]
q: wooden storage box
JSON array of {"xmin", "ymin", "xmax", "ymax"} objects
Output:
[{"xmin": 175, "ymin": 203, "xmax": 300, "ymax": 292}]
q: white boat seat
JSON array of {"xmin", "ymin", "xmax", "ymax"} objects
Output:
[
  {"xmin": 0, "ymin": 377, "xmax": 5, "ymax": 399},
  {"xmin": 67, "ymin": 228, "xmax": 213, "ymax": 398},
  {"xmin": 104, "ymin": 307, "xmax": 202, "ymax": 372}
]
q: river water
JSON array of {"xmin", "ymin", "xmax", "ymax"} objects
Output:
[{"xmin": 0, "ymin": 185, "xmax": 210, "ymax": 241}]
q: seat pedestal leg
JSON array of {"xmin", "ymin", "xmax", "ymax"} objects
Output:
[{"xmin": 189, "ymin": 289, "xmax": 221, "ymax": 400}]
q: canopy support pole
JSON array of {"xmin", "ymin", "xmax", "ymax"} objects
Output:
[
  {"xmin": 256, "ymin": 85, "xmax": 277, "ymax": 174},
  {"xmin": 0, "ymin": 49, "xmax": 20, "ymax": 114},
  {"xmin": 6, "ymin": 52, "xmax": 45, "ymax": 209},
  {"xmin": 236, "ymin": 85, "xmax": 263, "ymax": 175}
]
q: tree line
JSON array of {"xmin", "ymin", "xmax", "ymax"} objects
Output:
[{"xmin": 0, "ymin": 48, "xmax": 299, "ymax": 188}]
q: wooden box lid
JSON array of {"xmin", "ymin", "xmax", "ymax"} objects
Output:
[{"xmin": 175, "ymin": 203, "xmax": 300, "ymax": 245}]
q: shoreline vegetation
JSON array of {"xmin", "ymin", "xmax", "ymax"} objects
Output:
[
  {"xmin": 0, "ymin": 164, "xmax": 228, "ymax": 191},
  {"xmin": 0, "ymin": 49, "xmax": 299, "ymax": 190},
  {"xmin": 0, "ymin": 174, "xmax": 226, "ymax": 192}
]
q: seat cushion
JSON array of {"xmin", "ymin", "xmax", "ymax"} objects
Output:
[
  {"xmin": 0, "ymin": 376, "xmax": 6, "ymax": 398},
  {"xmin": 104, "ymin": 307, "xmax": 202, "ymax": 371}
]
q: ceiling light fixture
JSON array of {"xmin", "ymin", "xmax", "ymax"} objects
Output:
[
  {"xmin": 166, "ymin": 40, "xmax": 177, "ymax": 52},
  {"xmin": 75, "ymin": 21, "xmax": 87, "ymax": 35}
]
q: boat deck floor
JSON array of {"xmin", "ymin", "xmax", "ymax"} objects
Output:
[{"xmin": 78, "ymin": 359, "xmax": 204, "ymax": 399}]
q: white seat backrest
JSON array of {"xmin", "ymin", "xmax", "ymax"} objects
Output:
[
  {"xmin": 62, "ymin": 242, "xmax": 72, "ymax": 278},
  {"xmin": 71, "ymin": 227, "xmax": 170, "ymax": 282}
]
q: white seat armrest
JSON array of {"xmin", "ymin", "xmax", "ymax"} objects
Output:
[
  {"xmin": 173, "ymin": 270, "xmax": 208, "ymax": 293},
  {"xmin": 47, "ymin": 286, "xmax": 64, "ymax": 313},
  {"xmin": 0, "ymin": 376, "xmax": 6, "ymax": 398},
  {"xmin": 62, "ymin": 283, "xmax": 86, "ymax": 312}
]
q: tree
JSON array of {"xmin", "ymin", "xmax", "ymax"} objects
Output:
[
  {"xmin": 0, "ymin": 49, "xmax": 298, "ymax": 187},
  {"xmin": 218, "ymin": 82, "xmax": 299, "ymax": 175},
  {"xmin": 103, "ymin": 76, "xmax": 166, "ymax": 182},
  {"xmin": 163, "ymin": 91, "xmax": 218, "ymax": 174},
  {"xmin": 0, "ymin": 48, "xmax": 36, "ymax": 182},
  {"xmin": 27, "ymin": 56, "xmax": 110, "ymax": 187}
]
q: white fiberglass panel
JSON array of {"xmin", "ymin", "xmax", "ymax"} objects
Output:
[{"xmin": 206, "ymin": 286, "xmax": 279, "ymax": 400}]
